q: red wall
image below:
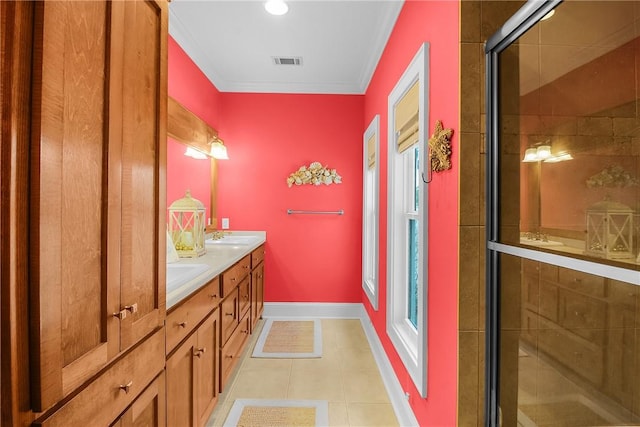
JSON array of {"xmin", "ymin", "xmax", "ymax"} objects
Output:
[
  {"xmin": 218, "ymin": 93, "xmax": 364, "ymax": 303},
  {"xmin": 363, "ymin": 1, "xmax": 459, "ymax": 425},
  {"xmin": 166, "ymin": 36, "xmax": 222, "ymax": 220}
]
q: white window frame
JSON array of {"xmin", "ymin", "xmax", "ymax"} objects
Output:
[
  {"xmin": 386, "ymin": 43, "xmax": 429, "ymax": 398},
  {"xmin": 362, "ymin": 115, "xmax": 380, "ymax": 310}
]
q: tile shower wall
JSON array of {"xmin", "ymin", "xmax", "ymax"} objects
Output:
[{"xmin": 458, "ymin": 2, "xmax": 525, "ymax": 426}]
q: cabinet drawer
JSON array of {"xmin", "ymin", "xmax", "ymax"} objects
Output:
[
  {"xmin": 221, "ymin": 290, "xmax": 239, "ymax": 345},
  {"xmin": 238, "ymin": 276, "xmax": 251, "ymax": 318},
  {"xmin": 166, "ymin": 277, "xmax": 220, "ymax": 355},
  {"xmin": 558, "ymin": 268, "xmax": 605, "ymax": 297},
  {"xmin": 220, "ymin": 312, "xmax": 250, "ymax": 391},
  {"xmin": 559, "ymin": 289, "xmax": 606, "ymax": 344},
  {"xmin": 522, "ymin": 259, "xmax": 539, "ymax": 276},
  {"xmin": 538, "ymin": 281, "xmax": 558, "ymax": 322},
  {"xmin": 222, "ymin": 255, "xmax": 251, "ymax": 297},
  {"xmin": 251, "ymin": 245, "xmax": 265, "ymax": 268},
  {"xmin": 538, "ymin": 323, "xmax": 603, "ymax": 386},
  {"xmin": 35, "ymin": 328, "xmax": 165, "ymax": 427}
]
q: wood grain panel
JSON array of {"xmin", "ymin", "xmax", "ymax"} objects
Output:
[
  {"xmin": 119, "ymin": 0, "xmax": 167, "ymax": 350},
  {"xmin": 30, "ymin": 1, "xmax": 117, "ymax": 410},
  {"xmin": 1, "ymin": 2, "xmax": 38, "ymax": 424},
  {"xmin": 120, "ymin": 371, "xmax": 166, "ymax": 427},
  {"xmin": 34, "ymin": 328, "xmax": 165, "ymax": 427},
  {"xmin": 166, "ymin": 333, "xmax": 196, "ymax": 427},
  {"xmin": 196, "ymin": 310, "xmax": 219, "ymax": 427},
  {"xmin": 167, "ymin": 96, "xmax": 217, "ymax": 151}
]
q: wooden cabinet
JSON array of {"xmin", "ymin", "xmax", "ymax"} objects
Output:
[
  {"xmin": 521, "ymin": 261, "xmax": 639, "ymax": 406},
  {"xmin": 33, "ymin": 329, "xmax": 165, "ymax": 427},
  {"xmin": 166, "ymin": 294, "xmax": 220, "ymax": 426},
  {"xmin": 27, "ymin": 0, "xmax": 168, "ymax": 414},
  {"xmin": 251, "ymin": 245, "xmax": 265, "ymax": 331},
  {"xmin": 115, "ymin": 372, "xmax": 166, "ymax": 427}
]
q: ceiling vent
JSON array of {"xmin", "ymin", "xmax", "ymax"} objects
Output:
[{"xmin": 272, "ymin": 56, "xmax": 303, "ymax": 66}]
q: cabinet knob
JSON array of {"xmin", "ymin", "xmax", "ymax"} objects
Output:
[
  {"xmin": 194, "ymin": 348, "xmax": 206, "ymax": 358},
  {"xmin": 177, "ymin": 321, "xmax": 187, "ymax": 328},
  {"xmin": 119, "ymin": 381, "xmax": 133, "ymax": 394},
  {"xmin": 209, "ymin": 294, "xmax": 218, "ymax": 299},
  {"xmin": 231, "ymin": 277, "xmax": 237, "ymax": 282},
  {"xmin": 225, "ymin": 355, "xmax": 233, "ymax": 359},
  {"xmin": 124, "ymin": 303, "xmax": 138, "ymax": 314},
  {"xmin": 113, "ymin": 310, "xmax": 127, "ymax": 320},
  {"xmin": 225, "ymin": 312, "xmax": 234, "ymax": 317},
  {"xmin": 241, "ymin": 329, "xmax": 249, "ymax": 334}
]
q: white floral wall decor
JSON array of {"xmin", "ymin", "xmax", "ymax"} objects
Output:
[{"xmin": 287, "ymin": 161, "xmax": 342, "ymax": 187}]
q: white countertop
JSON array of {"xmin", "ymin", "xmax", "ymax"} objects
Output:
[{"xmin": 166, "ymin": 231, "xmax": 266, "ymax": 310}]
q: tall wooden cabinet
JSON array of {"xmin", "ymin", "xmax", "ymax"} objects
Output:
[{"xmin": 1, "ymin": 0, "xmax": 168, "ymax": 424}]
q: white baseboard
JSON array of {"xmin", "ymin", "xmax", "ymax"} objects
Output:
[
  {"xmin": 263, "ymin": 302, "xmax": 364, "ymax": 318},
  {"xmin": 261, "ymin": 302, "xmax": 419, "ymax": 427}
]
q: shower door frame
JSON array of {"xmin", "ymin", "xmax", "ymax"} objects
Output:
[{"xmin": 483, "ymin": 1, "xmax": 640, "ymax": 425}]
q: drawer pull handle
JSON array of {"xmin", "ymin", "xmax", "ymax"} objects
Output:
[
  {"xmin": 119, "ymin": 381, "xmax": 133, "ymax": 394},
  {"xmin": 177, "ymin": 321, "xmax": 187, "ymax": 328},
  {"xmin": 242, "ymin": 329, "xmax": 249, "ymax": 334},
  {"xmin": 113, "ymin": 310, "xmax": 127, "ymax": 320},
  {"xmin": 194, "ymin": 348, "xmax": 206, "ymax": 358},
  {"xmin": 124, "ymin": 303, "xmax": 138, "ymax": 314},
  {"xmin": 225, "ymin": 355, "xmax": 233, "ymax": 359},
  {"xmin": 574, "ymin": 278, "xmax": 582, "ymax": 283},
  {"xmin": 209, "ymin": 294, "xmax": 218, "ymax": 298},
  {"xmin": 225, "ymin": 312, "xmax": 234, "ymax": 317}
]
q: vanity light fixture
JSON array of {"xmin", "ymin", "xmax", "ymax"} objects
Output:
[
  {"xmin": 265, "ymin": 0, "xmax": 288, "ymax": 16},
  {"xmin": 184, "ymin": 146, "xmax": 208, "ymax": 160},
  {"xmin": 522, "ymin": 143, "xmax": 572, "ymax": 163},
  {"xmin": 209, "ymin": 137, "xmax": 229, "ymax": 160},
  {"xmin": 522, "ymin": 148, "xmax": 538, "ymax": 162},
  {"xmin": 535, "ymin": 144, "xmax": 551, "ymax": 160}
]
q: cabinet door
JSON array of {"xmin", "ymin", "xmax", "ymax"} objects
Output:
[
  {"xmin": 118, "ymin": 0, "xmax": 167, "ymax": 350},
  {"xmin": 166, "ymin": 333, "xmax": 197, "ymax": 427},
  {"xmin": 196, "ymin": 310, "xmax": 220, "ymax": 427},
  {"xmin": 117, "ymin": 372, "xmax": 166, "ymax": 427},
  {"xmin": 29, "ymin": 1, "xmax": 121, "ymax": 411},
  {"xmin": 251, "ymin": 263, "xmax": 264, "ymax": 330}
]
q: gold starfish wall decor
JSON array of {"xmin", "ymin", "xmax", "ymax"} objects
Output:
[{"xmin": 428, "ymin": 120, "xmax": 453, "ymax": 172}]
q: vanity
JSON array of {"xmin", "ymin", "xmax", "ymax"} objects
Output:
[{"xmin": 165, "ymin": 231, "xmax": 266, "ymax": 426}]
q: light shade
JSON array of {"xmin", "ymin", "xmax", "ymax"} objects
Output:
[
  {"xmin": 522, "ymin": 148, "xmax": 538, "ymax": 162},
  {"xmin": 209, "ymin": 140, "xmax": 229, "ymax": 160},
  {"xmin": 265, "ymin": 0, "xmax": 288, "ymax": 15},
  {"xmin": 544, "ymin": 152, "xmax": 573, "ymax": 163},
  {"xmin": 184, "ymin": 146, "xmax": 208, "ymax": 160},
  {"xmin": 536, "ymin": 145, "xmax": 552, "ymax": 159}
]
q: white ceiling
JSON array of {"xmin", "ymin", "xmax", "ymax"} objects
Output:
[{"xmin": 169, "ymin": 0, "xmax": 404, "ymax": 94}]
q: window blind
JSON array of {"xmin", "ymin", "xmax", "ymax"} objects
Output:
[{"xmin": 395, "ymin": 80, "xmax": 419, "ymax": 153}]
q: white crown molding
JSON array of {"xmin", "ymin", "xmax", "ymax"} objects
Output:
[{"xmin": 358, "ymin": 1, "xmax": 404, "ymax": 93}]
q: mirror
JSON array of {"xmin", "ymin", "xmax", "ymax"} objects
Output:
[{"xmin": 167, "ymin": 96, "xmax": 219, "ymax": 228}]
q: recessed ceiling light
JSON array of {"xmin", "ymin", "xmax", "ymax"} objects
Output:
[{"xmin": 265, "ymin": 0, "xmax": 288, "ymax": 16}]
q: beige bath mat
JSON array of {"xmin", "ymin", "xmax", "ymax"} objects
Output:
[
  {"xmin": 252, "ymin": 318, "xmax": 322, "ymax": 358},
  {"xmin": 222, "ymin": 399, "xmax": 328, "ymax": 427}
]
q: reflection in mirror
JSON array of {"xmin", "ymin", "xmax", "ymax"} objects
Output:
[
  {"xmin": 166, "ymin": 96, "xmax": 219, "ymax": 227},
  {"xmin": 498, "ymin": 1, "xmax": 640, "ymax": 268}
]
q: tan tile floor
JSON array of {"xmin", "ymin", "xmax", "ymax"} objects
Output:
[{"xmin": 207, "ymin": 319, "xmax": 400, "ymax": 427}]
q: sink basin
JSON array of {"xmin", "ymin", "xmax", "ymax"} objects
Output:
[
  {"xmin": 166, "ymin": 263, "xmax": 209, "ymax": 292},
  {"xmin": 206, "ymin": 235, "xmax": 261, "ymax": 246},
  {"xmin": 519, "ymin": 237, "xmax": 564, "ymax": 247}
]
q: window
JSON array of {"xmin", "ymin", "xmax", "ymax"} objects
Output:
[
  {"xmin": 362, "ymin": 115, "xmax": 380, "ymax": 309},
  {"xmin": 387, "ymin": 43, "xmax": 429, "ymax": 397}
]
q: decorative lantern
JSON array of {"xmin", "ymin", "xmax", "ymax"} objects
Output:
[
  {"xmin": 168, "ymin": 190, "xmax": 206, "ymax": 258},
  {"xmin": 585, "ymin": 199, "xmax": 634, "ymax": 260}
]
